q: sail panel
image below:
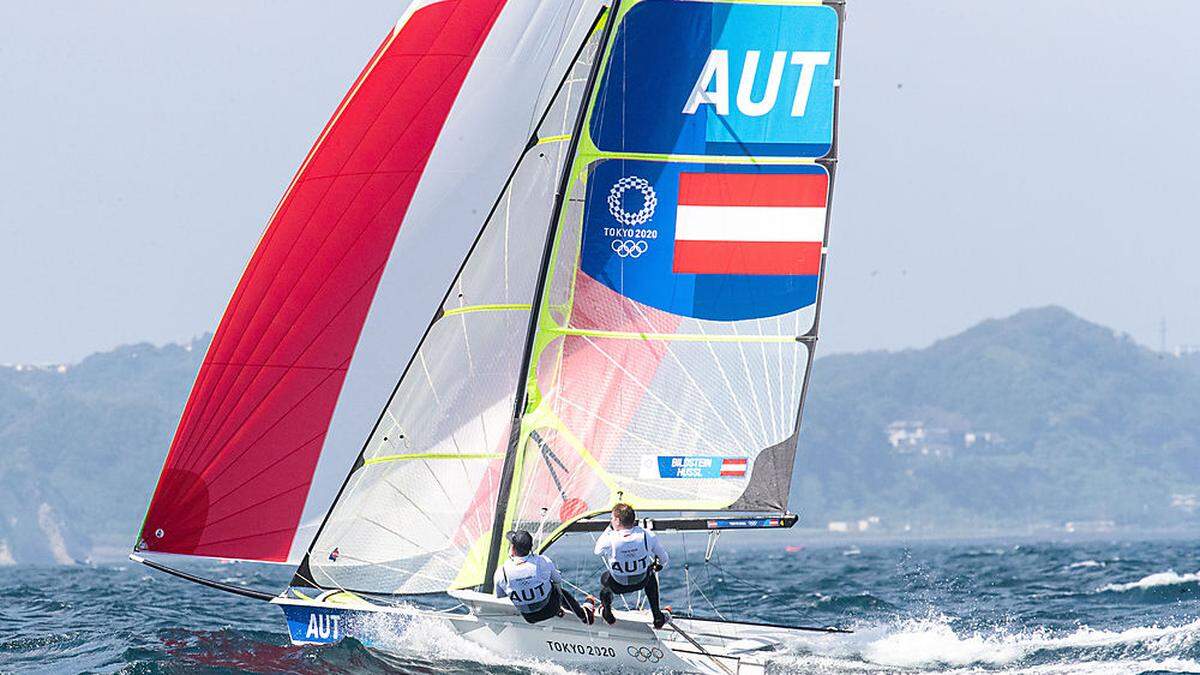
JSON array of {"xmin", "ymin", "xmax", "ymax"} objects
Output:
[
  {"xmin": 492, "ymin": 0, "xmax": 841, "ymax": 557},
  {"xmin": 300, "ymin": 20, "xmax": 606, "ymax": 595},
  {"xmin": 302, "ymin": 148, "xmax": 561, "ymax": 594},
  {"xmin": 288, "ymin": 0, "xmax": 605, "ymax": 563},
  {"xmin": 137, "ymin": 0, "xmax": 601, "ymax": 564}
]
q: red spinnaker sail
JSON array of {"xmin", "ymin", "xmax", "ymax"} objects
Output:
[{"xmin": 139, "ymin": 0, "xmax": 506, "ymax": 562}]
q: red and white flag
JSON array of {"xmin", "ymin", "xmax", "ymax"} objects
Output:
[
  {"xmin": 673, "ymin": 172, "xmax": 827, "ymax": 276},
  {"xmin": 720, "ymin": 458, "xmax": 748, "ymax": 477}
]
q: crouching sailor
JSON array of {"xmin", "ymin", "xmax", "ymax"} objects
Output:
[
  {"xmin": 594, "ymin": 503, "xmax": 670, "ymax": 628},
  {"xmin": 494, "ymin": 530, "xmax": 594, "ymax": 625}
]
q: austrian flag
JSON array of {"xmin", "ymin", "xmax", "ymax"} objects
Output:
[
  {"xmin": 720, "ymin": 458, "xmax": 748, "ymax": 477},
  {"xmin": 673, "ymin": 172, "xmax": 828, "ymax": 276}
]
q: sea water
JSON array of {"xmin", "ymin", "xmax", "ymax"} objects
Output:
[{"xmin": 2, "ymin": 537, "xmax": 1198, "ymax": 674}]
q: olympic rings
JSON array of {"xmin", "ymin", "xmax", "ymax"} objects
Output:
[
  {"xmin": 611, "ymin": 239, "xmax": 649, "ymax": 259},
  {"xmin": 608, "ymin": 176, "xmax": 657, "ymax": 226},
  {"xmin": 626, "ymin": 645, "xmax": 665, "ymax": 663}
]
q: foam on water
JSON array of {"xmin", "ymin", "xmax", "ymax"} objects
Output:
[
  {"xmin": 1098, "ymin": 569, "xmax": 1200, "ymax": 593},
  {"xmin": 347, "ymin": 606, "xmax": 584, "ymax": 675},
  {"xmin": 5, "ymin": 539, "xmax": 1199, "ymax": 673},
  {"xmin": 773, "ymin": 616, "xmax": 1200, "ymax": 672},
  {"xmin": 771, "ymin": 655, "xmax": 1200, "ymax": 675}
]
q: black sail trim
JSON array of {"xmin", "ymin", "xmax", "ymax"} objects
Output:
[{"xmin": 132, "ymin": 555, "xmax": 276, "ymax": 602}]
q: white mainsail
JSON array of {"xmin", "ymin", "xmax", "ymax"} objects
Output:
[
  {"xmin": 293, "ymin": 0, "xmax": 842, "ymax": 599},
  {"xmin": 297, "ymin": 12, "xmax": 609, "ymax": 595}
]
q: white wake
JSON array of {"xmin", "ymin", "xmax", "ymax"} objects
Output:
[
  {"xmin": 770, "ymin": 615, "xmax": 1200, "ymax": 673},
  {"xmin": 1098, "ymin": 569, "xmax": 1200, "ymax": 593}
]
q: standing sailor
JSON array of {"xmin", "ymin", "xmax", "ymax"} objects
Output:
[
  {"xmin": 594, "ymin": 503, "xmax": 670, "ymax": 628},
  {"xmin": 494, "ymin": 530, "xmax": 594, "ymax": 625}
]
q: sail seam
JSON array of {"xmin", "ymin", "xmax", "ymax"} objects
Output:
[
  {"xmin": 552, "ymin": 327, "xmax": 800, "ymax": 344},
  {"xmin": 199, "ymin": 362, "xmax": 348, "ymax": 371}
]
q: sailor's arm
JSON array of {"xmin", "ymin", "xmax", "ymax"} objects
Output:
[
  {"xmin": 492, "ymin": 569, "xmax": 507, "ymax": 598},
  {"xmin": 593, "ymin": 529, "xmax": 611, "ymax": 555},
  {"xmin": 649, "ymin": 532, "xmax": 670, "ymax": 569},
  {"xmin": 546, "ymin": 556, "xmax": 563, "ymax": 584}
]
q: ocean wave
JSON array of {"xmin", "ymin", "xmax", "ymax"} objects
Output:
[
  {"xmin": 770, "ymin": 654, "xmax": 1200, "ymax": 675},
  {"xmin": 1098, "ymin": 569, "xmax": 1200, "ymax": 593},
  {"xmin": 776, "ymin": 616, "xmax": 1200, "ymax": 671},
  {"xmin": 814, "ymin": 592, "xmax": 896, "ymax": 612},
  {"xmin": 1067, "ymin": 560, "xmax": 1105, "ymax": 570}
]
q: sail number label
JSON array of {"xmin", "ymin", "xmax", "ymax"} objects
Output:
[
  {"xmin": 684, "ymin": 50, "xmax": 831, "ymax": 119},
  {"xmin": 591, "ymin": 1, "xmax": 839, "ymax": 157}
]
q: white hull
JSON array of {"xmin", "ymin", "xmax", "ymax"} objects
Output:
[{"xmin": 273, "ymin": 589, "xmax": 804, "ymax": 673}]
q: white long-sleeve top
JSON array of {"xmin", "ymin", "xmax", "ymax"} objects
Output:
[
  {"xmin": 593, "ymin": 525, "xmax": 669, "ymax": 585},
  {"xmin": 493, "ymin": 553, "xmax": 561, "ymax": 612}
]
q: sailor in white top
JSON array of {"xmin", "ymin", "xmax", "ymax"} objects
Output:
[
  {"xmin": 494, "ymin": 530, "xmax": 593, "ymax": 625},
  {"xmin": 593, "ymin": 503, "xmax": 670, "ymax": 628}
]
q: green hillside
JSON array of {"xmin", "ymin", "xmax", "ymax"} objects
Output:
[
  {"xmin": 793, "ymin": 306, "xmax": 1200, "ymax": 531},
  {"xmin": 1, "ymin": 307, "xmax": 1196, "ymax": 563},
  {"xmin": 0, "ymin": 339, "xmax": 204, "ymax": 562}
]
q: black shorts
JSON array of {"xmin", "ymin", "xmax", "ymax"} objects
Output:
[
  {"xmin": 601, "ymin": 570, "xmax": 649, "ymax": 594},
  {"xmin": 520, "ymin": 597, "xmax": 561, "ymax": 624}
]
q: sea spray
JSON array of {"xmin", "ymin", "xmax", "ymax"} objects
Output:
[{"xmin": 5, "ymin": 539, "xmax": 1200, "ymax": 674}]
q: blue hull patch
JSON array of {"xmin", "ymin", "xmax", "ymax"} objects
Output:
[{"xmin": 281, "ymin": 604, "xmax": 356, "ymax": 645}]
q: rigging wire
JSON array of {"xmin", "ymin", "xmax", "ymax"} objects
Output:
[{"xmin": 708, "ymin": 552, "xmax": 775, "ymax": 599}]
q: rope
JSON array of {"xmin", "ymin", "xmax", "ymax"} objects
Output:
[
  {"xmin": 667, "ymin": 619, "xmax": 735, "ymax": 675},
  {"xmin": 708, "ymin": 557, "xmax": 774, "ymax": 598},
  {"xmin": 692, "ymin": 579, "xmax": 727, "ymax": 621},
  {"xmin": 682, "ymin": 533, "xmax": 701, "ymax": 617}
]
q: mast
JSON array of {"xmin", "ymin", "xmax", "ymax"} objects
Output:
[
  {"xmin": 482, "ymin": 0, "xmax": 622, "ymax": 594},
  {"xmin": 291, "ymin": 6, "xmax": 611, "ymax": 591}
]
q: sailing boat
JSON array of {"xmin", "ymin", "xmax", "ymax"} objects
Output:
[{"xmin": 131, "ymin": 0, "xmax": 845, "ymax": 671}]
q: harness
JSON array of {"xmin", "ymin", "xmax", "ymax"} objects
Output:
[
  {"xmin": 501, "ymin": 558, "xmax": 553, "ymax": 613},
  {"xmin": 607, "ymin": 529, "xmax": 652, "ymax": 583}
]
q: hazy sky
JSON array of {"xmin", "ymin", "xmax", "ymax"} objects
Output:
[{"xmin": 1, "ymin": 1, "xmax": 1198, "ymax": 363}]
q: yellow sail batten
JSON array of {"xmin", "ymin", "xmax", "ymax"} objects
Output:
[
  {"xmin": 363, "ymin": 452, "xmax": 503, "ymax": 467},
  {"xmin": 549, "ymin": 326, "xmax": 799, "ymax": 344},
  {"xmin": 535, "ymin": 134, "xmax": 572, "ymax": 146},
  {"xmin": 442, "ymin": 303, "xmax": 531, "ymax": 318}
]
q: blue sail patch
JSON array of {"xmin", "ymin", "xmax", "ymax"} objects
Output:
[
  {"xmin": 580, "ymin": 159, "xmax": 825, "ymax": 321},
  {"xmin": 591, "ymin": 1, "xmax": 839, "ymax": 157}
]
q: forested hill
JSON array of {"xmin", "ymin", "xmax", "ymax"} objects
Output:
[
  {"xmin": 793, "ymin": 306, "xmax": 1200, "ymax": 533},
  {"xmin": 0, "ymin": 339, "xmax": 204, "ymax": 564},
  {"xmin": 1, "ymin": 307, "xmax": 1197, "ymax": 564}
]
